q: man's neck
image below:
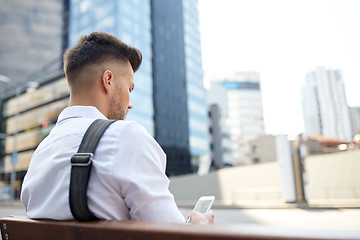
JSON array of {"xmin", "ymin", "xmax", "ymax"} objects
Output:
[{"xmin": 68, "ymin": 95, "xmax": 109, "ymax": 118}]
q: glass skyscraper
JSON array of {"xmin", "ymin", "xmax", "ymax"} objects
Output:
[
  {"xmin": 0, "ymin": 0, "xmax": 65, "ymax": 97},
  {"xmin": 152, "ymin": 0, "xmax": 191, "ymax": 174},
  {"xmin": 182, "ymin": 0, "xmax": 210, "ymax": 160},
  {"xmin": 0, "ymin": 0, "xmax": 66, "ymax": 196},
  {"xmin": 152, "ymin": 0, "xmax": 209, "ymax": 175}
]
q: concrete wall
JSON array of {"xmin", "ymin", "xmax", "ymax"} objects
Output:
[
  {"xmin": 170, "ymin": 161, "xmax": 284, "ymax": 207},
  {"xmin": 170, "ymin": 150, "xmax": 360, "ymax": 208},
  {"xmin": 305, "ymin": 150, "xmax": 360, "ymax": 207}
]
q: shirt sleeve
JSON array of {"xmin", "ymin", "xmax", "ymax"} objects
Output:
[{"xmin": 112, "ymin": 122, "xmax": 185, "ymax": 223}]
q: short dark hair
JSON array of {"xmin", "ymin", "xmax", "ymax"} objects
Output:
[{"xmin": 63, "ymin": 32, "xmax": 142, "ymax": 82}]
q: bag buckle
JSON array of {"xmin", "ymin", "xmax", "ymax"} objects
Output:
[{"xmin": 71, "ymin": 153, "xmax": 93, "ymax": 166}]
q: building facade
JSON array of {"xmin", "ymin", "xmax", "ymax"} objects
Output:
[
  {"xmin": 206, "ymin": 72, "xmax": 265, "ymax": 165},
  {"xmin": 182, "ymin": 0, "xmax": 210, "ymax": 170},
  {"xmin": 0, "ymin": 71, "xmax": 69, "ymax": 197},
  {"xmin": 301, "ymin": 67, "xmax": 352, "ymax": 142},
  {"xmin": 0, "ymin": 0, "xmax": 65, "ymax": 97},
  {"xmin": 151, "ymin": 0, "xmax": 191, "ymax": 174},
  {"xmin": 151, "ymin": 0, "xmax": 209, "ymax": 175}
]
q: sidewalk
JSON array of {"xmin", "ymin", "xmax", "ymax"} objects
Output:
[
  {"xmin": 0, "ymin": 201, "xmax": 26, "ymax": 219},
  {"xmin": 177, "ymin": 199, "xmax": 360, "ymax": 210}
]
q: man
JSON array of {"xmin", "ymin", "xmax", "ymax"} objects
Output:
[{"xmin": 21, "ymin": 32, "xmax": 213, "ymax": 224}]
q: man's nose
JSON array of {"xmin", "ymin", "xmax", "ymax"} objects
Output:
[{"xmin": 128, "ymin": 103, "xmax": 133, "ymax": 110}]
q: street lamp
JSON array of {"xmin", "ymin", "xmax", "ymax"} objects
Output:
[{"xmin": 0, "ymin": 75, "xmax": 39, "ymax": 200}]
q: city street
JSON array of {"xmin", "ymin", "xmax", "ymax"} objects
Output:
[{"xmin": 0, "ymin": 201, "xmax": 359, "ymax": 234}]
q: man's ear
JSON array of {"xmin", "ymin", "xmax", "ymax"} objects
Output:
[{"xmin": 102, "ymin": 70, "xmax": 113, "ymax": 94}]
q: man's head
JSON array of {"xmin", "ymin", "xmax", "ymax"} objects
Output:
[{"xmin": 63, "ymin": 32, "xmax": 142, "ymax": 120}]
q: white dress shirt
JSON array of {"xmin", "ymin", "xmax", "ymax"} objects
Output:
[{"xmin": 21, "ymin": 106, "xmax": 185, "ymax": 223}]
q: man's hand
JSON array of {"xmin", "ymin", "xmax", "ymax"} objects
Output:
[{"xmin": 187, "ymin": 210, "xmax": 214, "ymax": 224}]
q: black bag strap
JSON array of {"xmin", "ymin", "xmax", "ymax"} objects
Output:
[{"xmin": 69, "ymin": 119, "xmax": 116, "ymax": 221}]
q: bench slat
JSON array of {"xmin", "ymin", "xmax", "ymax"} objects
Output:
[{"xmin": 1, "ymin": 216, "xmax": 359, "ymax": 240}]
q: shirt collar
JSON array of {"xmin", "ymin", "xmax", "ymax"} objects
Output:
[{"xmin": 57, "ymin": 106, "xmax": 107, "ymax": 124}]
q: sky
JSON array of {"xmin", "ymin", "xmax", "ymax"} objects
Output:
[{"xmin": 198, "ymin": 0, "xmax": 360, "ymax": 136}]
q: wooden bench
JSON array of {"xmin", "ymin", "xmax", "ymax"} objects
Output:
[{"xmin": 1, "ymin": 215, "xmax": 359, "ymax": 240}]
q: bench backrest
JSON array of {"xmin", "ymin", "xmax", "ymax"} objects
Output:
[{"xmin": 1, "ymin": 215, "xmax": 359, "ymax": 240}]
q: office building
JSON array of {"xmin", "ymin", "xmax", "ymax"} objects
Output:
[
  {"xmin": 206, "ymin": 72, "xmax": 265, "ymax": 165},
  {"xmin": 1, "ymin": 71, "xmax": 68, "ymax": 197},
  {"xmin": 0, "ymin": 0, "xmax": 66, "ymax": 97},
  {"xmin": 152, "ymin": 0, "xmax": 209, "ymax": 175},
  {"xmin": 151, "ymin": 0, "xmax": 191, "ymax": 174},
  {"xmin": 301, "ymin": 67, "xmax": 352, "ymax": 142},
  {"xmin": 182, "ymin": 0, "xmax": 210, "ymax": 171},
  {"xmin": 0, "ymin": 0, "xmax": 66, "ymax": 197}
]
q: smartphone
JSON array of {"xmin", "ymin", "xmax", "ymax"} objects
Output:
[
  {"xmin": 192, "ymin": 196, "xmax": 215, "ymax": 213},
  {"xmin": 186, "ymin": 196, "xmax": 215, "ymax": 223}
]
